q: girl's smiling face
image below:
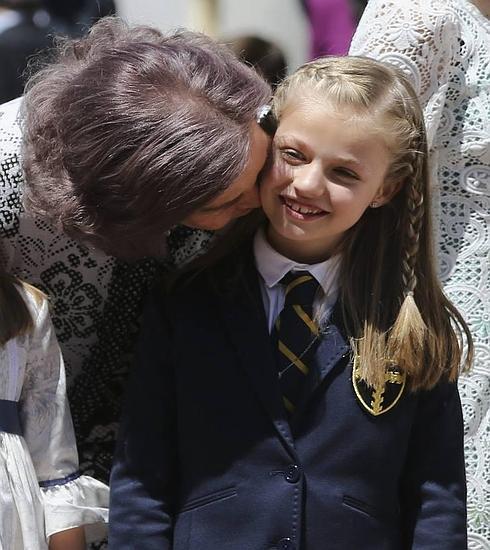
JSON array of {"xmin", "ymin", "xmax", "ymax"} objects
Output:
[{"xmin": 260, "ymin": 98, "xmax": 396, "ymax": 263}]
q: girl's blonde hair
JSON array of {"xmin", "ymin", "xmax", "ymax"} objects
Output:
[{"xmin": 272, "ymin": 56, "xmax": 473, "ymax": 390}]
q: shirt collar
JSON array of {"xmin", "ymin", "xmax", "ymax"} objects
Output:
[{"xmin": 253, "ymin": 226, "xmax": 341, "ymax": 296}]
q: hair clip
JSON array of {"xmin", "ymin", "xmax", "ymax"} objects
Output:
[{"xmin": 256, "ymin": 104, "xmax": 277, "ymax": 136}]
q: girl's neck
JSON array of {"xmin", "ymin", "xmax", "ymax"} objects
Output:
[{"xmin": 265, "ymin": 225, "xmax": 336, "ymax": 264}]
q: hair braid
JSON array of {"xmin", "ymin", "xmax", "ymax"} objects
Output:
[
  {"xmin": 385, "ymin": 153, "xmax": 427, "ymax": 379},
  {"xmin": 401, "ymin": 158, "xmax": 424, "ymax": 295}
]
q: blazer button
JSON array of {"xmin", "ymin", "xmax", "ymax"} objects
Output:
[
  {"xmin": 276, "ymin": 537, "xmax": 294, "ymax": 549},
  {"xmin": 285, "ymin": 464, "xmax": 301, "ymax": 483}
]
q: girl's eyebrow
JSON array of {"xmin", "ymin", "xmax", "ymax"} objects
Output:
[
  {"xmin": 335, "ymin": 156, "xmax": 362, "ymax": 167},
  {"xmin": 275, "ymin": 134, "xmax": 305, "ymax": 146},
  {"xmin": 277, "ymin": 134, "xmax": 363, "ymax": 168}
]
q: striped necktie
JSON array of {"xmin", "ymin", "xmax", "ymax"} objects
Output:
[{"xmin": 274, "ymin": 270, "xmax": 321, "ymax": 414}]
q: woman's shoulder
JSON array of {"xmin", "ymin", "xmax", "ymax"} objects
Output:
[
  {"xmin": 0, "ymin": 97, "xmax": 23, "ymax": 160},
  {"xmin": 0, "ymin": 96, "xmax": 23, "ymax": 124},
  {"xmin": 352, "ymin": 0, "xmax": 460, "ymax": 45},
  {"xmin": 360, "ymin": 0, "xmax": 457, "ymax": 15}
]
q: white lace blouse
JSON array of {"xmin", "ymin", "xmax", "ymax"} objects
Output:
[
  {"xmin": 0, "ymin": 287, "xmax": 108, "ymax": 549},
  {"xmin": 350, "ymin": 1, "xmax": 490, "ymax": 547}
]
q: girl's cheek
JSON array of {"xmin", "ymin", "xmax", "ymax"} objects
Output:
[
  {"xmin": 259, "ymin": 172, "xmax": 276, "ymax": 206},
  {"xmin": 330, "ymin": 184, "xmax": 356, "ymax": 203},
  {"xmin": 260, "ymin": 155, "xmax": 291, "ymax": 193},
  {"xmin": 272, "ymin": 153, "xmax": 294, "ymax": 184}
]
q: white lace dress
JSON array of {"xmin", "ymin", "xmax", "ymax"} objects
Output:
[
  {"xmin": 0, "ymin": 287, "xmax": 108, "ymax": 550},
  {"xmin": 350, "ymin": 1, "xmax": 490, "ymax": 547}
]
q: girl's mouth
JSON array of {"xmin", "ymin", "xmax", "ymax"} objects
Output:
[{"xmin": 281, "ymin": 196, "xmax": 328, "ymax": 221}]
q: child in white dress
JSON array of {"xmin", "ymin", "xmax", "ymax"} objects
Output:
[{"xmin": 0, "ymin": 272, "xmax": 108, "ymax": 549}]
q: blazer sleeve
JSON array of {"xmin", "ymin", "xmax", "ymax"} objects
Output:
[
  {"xmin": 109, "ymin": 292, "xmax": 177, "ymax": 549},
  {"xmin": 400, "ymin": 381, "xmax": 467, "ymax": 549}
]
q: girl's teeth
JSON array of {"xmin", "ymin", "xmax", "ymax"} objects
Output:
[{"xmin": 286, "ymin": 200, "xmax": 322, "ymax": 215}]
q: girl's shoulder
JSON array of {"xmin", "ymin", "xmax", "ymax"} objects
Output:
[
  {"xmin": 2, "ymin": 282, "xmax": 50, "ymax": 350},
  {"xmin": 163, "ymin": 243, "xmax": 256, "ymax": 314},
  {"xmin": 16, "ymin": 282, "xmax": 49, "ymax": 325}
]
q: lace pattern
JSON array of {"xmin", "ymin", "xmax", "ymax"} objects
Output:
[{"xmin": 351, "ymin": 1, "xmax": 490, "ymax": 546}]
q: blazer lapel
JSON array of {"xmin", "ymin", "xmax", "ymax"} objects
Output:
[
  {"xmin": 217, "ymin": 257, "xmax": 296, "ymax": 453},
  {"xmin": 293, "ymin": 306, "xmax": 351, "ymax": 422}
]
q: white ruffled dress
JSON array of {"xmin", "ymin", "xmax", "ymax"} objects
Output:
[{"xmin": 0, "ymin": 287, "xmax": 108, "ymax": 549}]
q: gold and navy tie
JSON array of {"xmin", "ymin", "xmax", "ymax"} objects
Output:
[{"xmin": 274, "ymin": 271, "xmax": 321, "ymax": 414}]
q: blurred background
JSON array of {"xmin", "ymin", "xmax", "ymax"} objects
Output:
[
  {"xmin": 118, "ymin": 0, "xmax": 308, "ymax": 72},
  {"xmin": 0, "ymin": 0, "xmax": 367, "ymax": 103}
]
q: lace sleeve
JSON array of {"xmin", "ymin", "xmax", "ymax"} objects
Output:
[{"xmin": 349, "ymin": 0, "xmax": 460, "ymax": 149}]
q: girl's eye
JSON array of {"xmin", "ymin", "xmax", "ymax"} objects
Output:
[
  {"xmin": 334, "ymin": 167, "xmax": 360, "ymax": 180},
  {"xmin": 280, "ymin": 148, "xmax": 304, "ymax": 163}
]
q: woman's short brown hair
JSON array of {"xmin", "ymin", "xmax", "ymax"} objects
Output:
[{"xmin": 21, "ymin": 17, "xmax": 271, "ymax": 258}]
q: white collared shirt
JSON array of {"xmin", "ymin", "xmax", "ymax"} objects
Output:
[{"xmin": 253, "ymin": 227, "xmax": 340, "ymax": 333}]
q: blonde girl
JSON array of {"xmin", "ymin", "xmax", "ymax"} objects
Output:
[
  {"xmin": 267, "ymin": 56, "xmax": 473, "ymax": 391},
  {"xmin": 0, "ymin": 268, "xmax": 108, "ymax": 549},
  {"xmin": 110, "ymin": 56, "xmax": 472, "ymax": 550}
]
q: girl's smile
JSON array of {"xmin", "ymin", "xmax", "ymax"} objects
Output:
[
  {"xmin": 280, "ymin": 195, "xmax": 329, "ymax": 220},
  {"xmin": 260, "ymin": 98, "xmax": 395, "ymax": 263}
]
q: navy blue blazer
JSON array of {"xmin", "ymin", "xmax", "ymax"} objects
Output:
[{"xmin": 109, "ymin": 252, "xmax": 467, "ymax": 550}]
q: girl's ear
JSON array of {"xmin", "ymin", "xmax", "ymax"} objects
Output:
[{"xmin": 373, "ymin": 178, "xmax": 404, "ymax": 207}]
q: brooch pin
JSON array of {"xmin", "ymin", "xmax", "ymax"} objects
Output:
[{"xmin": 352, "ymin": 356, "xmax": 406, "ymax": 416}]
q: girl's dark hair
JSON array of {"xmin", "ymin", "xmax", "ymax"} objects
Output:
[{"xmin": 21, "ymin": 17, "xmax": 271, "ymax": 258}]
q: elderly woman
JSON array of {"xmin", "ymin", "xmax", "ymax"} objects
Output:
[{"xmin": 0, "ymin": 16, "xmax": 271, "ymax": 481}]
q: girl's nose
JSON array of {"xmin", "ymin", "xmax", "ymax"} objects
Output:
[{"xmin": 294, "ymin": 164, "xmax": 326, "ymax": 198}]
